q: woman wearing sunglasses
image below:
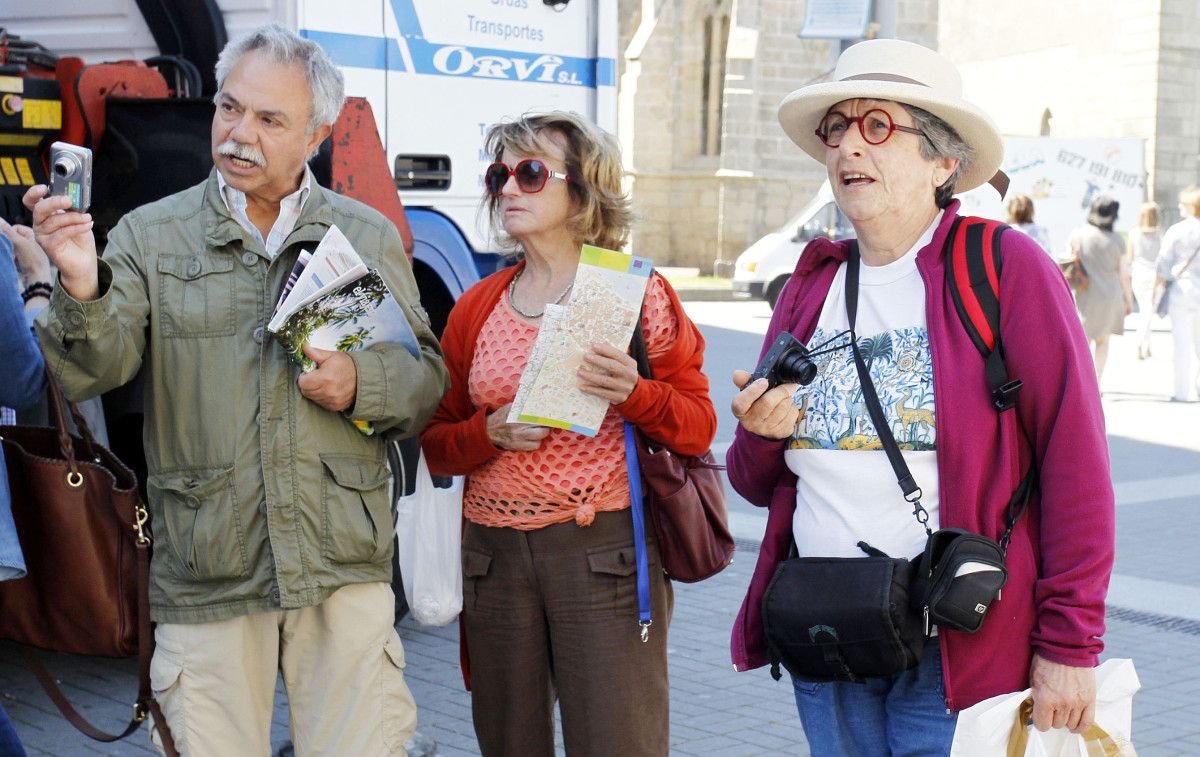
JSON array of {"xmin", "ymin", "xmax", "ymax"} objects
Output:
[
  {"xmin": 420, "ymin": 111, "xmax": 716, "ymax": 756},
  {"xmin": 726, "ymin": 40, "xmax": 1114, "ymax": 754}
]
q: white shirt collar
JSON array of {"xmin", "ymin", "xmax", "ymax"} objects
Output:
[{"xmin": 217, "ymin": 164, "xmax": 314, "ymax": 257}]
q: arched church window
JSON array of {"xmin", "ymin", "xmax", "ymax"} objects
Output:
[{"xmin": 700, "ymin": 3, "xmax": 730, "ymax": 155}]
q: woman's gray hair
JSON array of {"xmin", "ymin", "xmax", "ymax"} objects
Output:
[
  {"xmin": 214, "ymin": 23, "xmax": 345, "ymax": 133},
  {"xmin": 900, "ymin": 103, "xmax": 975, "ymax": 209}
]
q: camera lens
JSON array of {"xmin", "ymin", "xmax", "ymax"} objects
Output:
[
  {"xmin": 776, "ymin": 349, "xmax": 818, "ymax": 386},
  {"xmin": 53, "ymin": 154, "xmax": 79, "ymax": 177}
]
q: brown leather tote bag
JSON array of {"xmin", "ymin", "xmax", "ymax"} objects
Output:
[
  {"xmin": 0, "ymin": 373, "xmax": 142, "ymax": 656},
  {"xmin": 0, "ymin": 369, "xmax": 177, "ymax": 754},
  {"xmin": 630, "ymin": 315, "xmax": 735, "ymax": 583}
]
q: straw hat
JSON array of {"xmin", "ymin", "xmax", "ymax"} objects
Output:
[{"xmin": 777, "ymin": 38, "xmax": 1004, "ymax": 193}]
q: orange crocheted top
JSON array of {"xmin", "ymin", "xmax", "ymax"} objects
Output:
[{"xmin": 462, "ymin": 275, "xmax": 677, "ymax": 530}]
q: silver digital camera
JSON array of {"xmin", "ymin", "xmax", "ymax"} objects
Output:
[{"xmin": 48, "ymin": 141, "xmax": 93, "ymax": 212}]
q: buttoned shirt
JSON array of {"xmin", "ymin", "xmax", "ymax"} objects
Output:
[
  {"xmin": 217, "ymin": 165, "xmax": 313, "ymax": 258},
  {"xmin": 1158, "ymin": 216, "xmax": 1200, "ymax": 302}
]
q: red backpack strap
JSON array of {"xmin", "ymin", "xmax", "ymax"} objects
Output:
[{"xmin": 945, "ymin": 215, "xmax": 1023, "ymax": 412}]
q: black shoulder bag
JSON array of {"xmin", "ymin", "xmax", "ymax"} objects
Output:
[{"xmin": 761, "ymin": 242, "xmax": 1036, "ymax": 684}]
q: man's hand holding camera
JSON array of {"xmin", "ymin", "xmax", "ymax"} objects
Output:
[{"xmin": 23, "ymin": 185, "xmax": 100, "ymax": 302}]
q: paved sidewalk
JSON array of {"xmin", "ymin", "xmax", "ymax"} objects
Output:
[
  {"xmin": 4, "ymin": 313, "xmax": 1199, "ymax": 755},
  {"xmin": 5, "ymin": 548, "xmax": 1200, "ymax": 755},
  {"xmin": 0, "ymin": 555, "xmax": 805, "ymax": 757}
]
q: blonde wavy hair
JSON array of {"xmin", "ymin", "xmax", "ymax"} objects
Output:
[
  {"xmin": 1179, "ymin": 186, "xmax": 1200, "ymax": 218},
  {"xmin": 482, "ymin": 112, "xmax": 632, "ymax": 252},
  {"xmin": 1138, "ymin": 201, "xmax": 1159, "ymax": 230}
]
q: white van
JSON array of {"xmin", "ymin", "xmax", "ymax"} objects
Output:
[
  {"xmin": 732, "ymin": 181, "xmax": 851, "ymax": 308},
  {"xmin": 735, "ymin": 137, "xmax": 1147, "ymax": 309}
]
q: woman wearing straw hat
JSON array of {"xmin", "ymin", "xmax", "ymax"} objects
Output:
[{"xmin": 726, "ymin": 39, "xmax": 1114, "ymax": 754}]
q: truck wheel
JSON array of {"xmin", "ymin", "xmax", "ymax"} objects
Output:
[
  {"xmin": 412, "ymin": 261, "xmax": 454, "ymax": 338},
  {"xmin": 766, "ymin": 276, "xmax": 789, "ymax": 310}
]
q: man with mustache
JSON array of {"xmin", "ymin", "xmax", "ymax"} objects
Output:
[{"xmin": 27, "ymin": 23, "xmax": 447, "ymax": 755}]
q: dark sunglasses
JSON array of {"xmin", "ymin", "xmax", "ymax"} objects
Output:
[
  {"xmin": 484, "ymin": 158, "xmax": 570, "ymax": 196},
  {"xmin": 814, "ymin": 108, "xmax": 926, "ymax": 148}
]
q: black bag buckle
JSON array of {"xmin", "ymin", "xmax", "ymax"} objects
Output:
[{"xmin": 992, "ymin": 379, "xmax": 1024, "ymax": 412}]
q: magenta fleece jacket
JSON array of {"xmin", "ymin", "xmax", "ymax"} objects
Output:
[{"xmin": 727, "ymin": 202, "xmax": 1115, "ymax": 711}]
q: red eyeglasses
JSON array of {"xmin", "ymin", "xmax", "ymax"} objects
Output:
[
  {"xmin": 814, "ymin": 108, "xmax": 926, "ymax": 148},
  {"xmin": 484, "ymin": 158, "xmax": 570, "ymax": 196}
]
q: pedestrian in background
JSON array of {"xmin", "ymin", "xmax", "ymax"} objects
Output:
[
  {"xmin": 421, "ymin": 111, "xmax": 717, "ymax": 756},
  {"xmin": 1068, "ymin": 196, "xmax": 1132, "ymax": 384},
  {"xmin": 1157, "ymin": 186, "xmax": 1200, "ymax": 402},
  {"xmin": 0, "ymin": 230, "xmax": 50, "ymax": 757},
  {"xmin": 729, "ymin": 38, "xmax": 1113, "ymax": 755},
  {"xmin": 0, "ymin": 218, "xmax": 109, "ymax": 443},
  {"xmin": 1127, "ymin": 202, "xmax": 1162, "ymax": 360},
  {"xmin": 26, "ymin": 23, "xmax": 447, "ymax": 755},
  {"xmin": 1007, "ymin": 194, "xmax": 1052, "ymax": 256}
]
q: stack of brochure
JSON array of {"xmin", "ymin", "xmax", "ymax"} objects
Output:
[{"xmin": 269, "ymin": 225, "xmax": 420, "ymax": 433}]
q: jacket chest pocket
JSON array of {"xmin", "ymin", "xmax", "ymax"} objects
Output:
[
  {"xmin": 320, "ymin": 454, "xmax": 393, "ymax": 566},
  {"xmin": 157, "ymin": 255, "xmax": 238, "ymax": 337}
]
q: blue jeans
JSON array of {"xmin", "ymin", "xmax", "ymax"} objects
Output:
[
  {"xmin": 792, "ymin": 637, "xmax": 957, "ymax": 757},
  {"xmin": 0, "ymin": 702, "xmax": 27, "ymax": 757}
]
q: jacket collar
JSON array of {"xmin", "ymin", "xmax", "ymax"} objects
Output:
[
  {"xmin": 203, "ymin": 168, "xmax": 337, "ymax": 254},
  {"xmin": 795, "ymin": 236, "xmax": 848, "ymax": 275}
]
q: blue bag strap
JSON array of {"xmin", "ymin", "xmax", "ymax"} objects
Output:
[{"xmin": 623, "ymin": 421, "xmax": 652, "ymax": 642}]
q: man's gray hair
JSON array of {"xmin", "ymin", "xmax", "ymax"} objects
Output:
[
  {"xmin": 214, "ymin": 23, "xmax": 345, "ymax": 132},
  {"xmin": 900, "ymin": 104, "xmax": 975, "ymax": 209}
]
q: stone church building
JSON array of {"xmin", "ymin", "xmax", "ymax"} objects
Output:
[{"xmin": 616, "ymin": 0, "xmax": 1200, "ymax": 270}]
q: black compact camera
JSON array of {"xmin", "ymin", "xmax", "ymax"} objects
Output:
[
  {"xmin": 48, "ymin": 141, "xmax": 93, "ymax": 212},
  {"xmin": 749, "ymin": 332, "xmax": 819, "ymax": 389}
]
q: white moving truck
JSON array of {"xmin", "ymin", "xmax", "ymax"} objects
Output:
[
  {"xmin": 4, "ymin": 0, "xmax": 617, "ymax": 329},
  {"xmin": 0, "ymin": 0, "xmax": 618, "ymax": 651}
]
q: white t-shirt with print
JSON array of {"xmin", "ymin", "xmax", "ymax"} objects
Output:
[{"xmin": 785, "ymin": 213, "xmax": 942, "ymax": 561}]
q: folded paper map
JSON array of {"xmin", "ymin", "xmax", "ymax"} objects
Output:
[{"xmin": 509, "ymin": 245, "xmax": 653, "ymax": 436}]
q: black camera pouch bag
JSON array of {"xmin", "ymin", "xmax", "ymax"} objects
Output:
[
  {"xmin": 912, "ymin": 528, "xmax": 1008, "ymax": 634},
  {"xmin": 762, "ymin": 550, "xmax": 924, "ymax": 683}
]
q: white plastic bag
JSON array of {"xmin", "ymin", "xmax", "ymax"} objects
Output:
[
  {"xmin": 950, "ymin": 658, "xmax": 1139, "ymax": 756},
  {"xmin": 394, "ymin": 452, "xmax": 463, "ymax": 626}
]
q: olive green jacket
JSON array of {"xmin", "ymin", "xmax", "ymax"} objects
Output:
[{"xmin": 36, "ymin": 171, "xmax": 449, "ymax": 623}]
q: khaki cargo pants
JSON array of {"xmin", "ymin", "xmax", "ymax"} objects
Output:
[{"xmin": 149, "ymin": 582, "xmax": 416, "ymax": 756}]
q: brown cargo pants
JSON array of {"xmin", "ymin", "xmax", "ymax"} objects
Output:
[{"xmin": 461, "ymin": 507, "xmax": 674, "ymax": 756}]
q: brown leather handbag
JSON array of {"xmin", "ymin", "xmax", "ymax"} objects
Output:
[
  {"xmin": 0, "ymin": 369, "xmax": 177, "ymax": 755},
  {"xmin": 1062, "ymin": 245, "xmax": 1089, "ymax": 292},
  {"xmin": 630, "ymin": 319, "xmax": 735, "ymax": 583}
]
